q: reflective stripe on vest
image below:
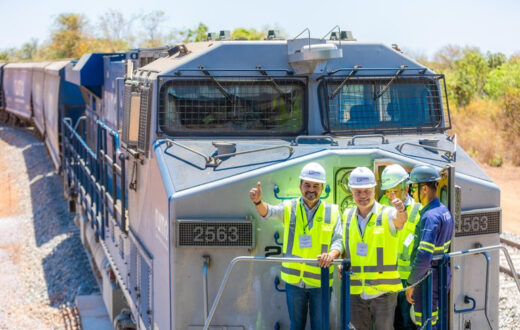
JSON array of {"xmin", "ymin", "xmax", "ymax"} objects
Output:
[
  {"xmin": 343, "ymin": 203, "xmax": 403, "ymax": 295},
  {"xmin": 281, "ymin": 199, "xmax": 338, "ymax": 287},
  {"xmin": 397, "ymin": 201, "xmax": 421, "ymax": 280},
  {"xmin": 414, "ymin": 308, "xmax": 439, "ymax": 326}
]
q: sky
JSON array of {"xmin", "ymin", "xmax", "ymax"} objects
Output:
[{"xmin": 0, "ymin": 0, "xmax": 518, "ymax": 59}]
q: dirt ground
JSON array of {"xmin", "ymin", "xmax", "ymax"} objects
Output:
[{"xmin": 481, "ymin": 164, "xmax": 520, "ymax": 236}]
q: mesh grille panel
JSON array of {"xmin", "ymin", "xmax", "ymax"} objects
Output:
[
  {"xmin": 158, "ymin": 78, "xmax": 306, "ymax": 136},
  {"xmin": 139, "ymin": 258, "xmax": 152, "ymax": 328},
  {"xmin": 455, "ymin": 208, "xmax": 501, "ymax": 237},
  {"xmin": 321, "ymin": 75, "xmax": 450, "ymax": 135},
  {"xmin": 122, "ymin": 84, "xmax": 133, "ymax": 145},
  {"xmin": 178, "ymin": 221, "xmax": 254, "ymax": 247},
  {"xmin": 129, "ymin": 241, "xmax": 138, "ymax": 301},
  {"xmin": 137, "ymin": 85, "xmax": 152, "ymax": 153}
]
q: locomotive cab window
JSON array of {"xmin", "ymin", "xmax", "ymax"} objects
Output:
[
  {"xmin": 158, "ymin": 78, "xmax": 306, "ymax": 136},
  {"xmin": 320, "ymin": 76, "xmax": 449, "ymax": 134}
]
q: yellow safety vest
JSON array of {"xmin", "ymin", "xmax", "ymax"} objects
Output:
[
  {"xmin": 379, "ymin": 196, "xmax": 422, "ymax": 280},
  {"xmin": 281, "ymin": 199, "xmax": 339, "ymax": 287},
  {"xmin": 343, "ymin": 203, "xmax": 403, "ymax": 295}
]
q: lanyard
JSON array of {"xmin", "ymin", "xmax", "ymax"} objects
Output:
[{"xmin": 299, "ymin": 202, "xmax": 309, "ymax": 235}]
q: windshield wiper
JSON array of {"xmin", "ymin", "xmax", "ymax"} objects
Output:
[
  {"xmin": 374, "ymin": 64, "xmax": 407, "ymax": 100},
  {"xmin": 328, "ymin": 65, "xmax": 361, "ymax": 99},
  {"xmin": 200, "ymin": 66, "xmax": 235, "ymax": 103}
]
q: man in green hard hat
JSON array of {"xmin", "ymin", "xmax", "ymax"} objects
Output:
[{"xmin": 379, "ymin": 164, "xmax": 421, "ymax": 330}]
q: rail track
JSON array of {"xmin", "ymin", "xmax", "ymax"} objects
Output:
[{"xmin": 500, "ymin": 237, "xmax": 520, "ymax": 278}]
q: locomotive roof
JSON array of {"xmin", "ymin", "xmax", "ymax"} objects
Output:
[{"xmin": 138, "ymin": 40, "xmax": 432, "ymax": 77}]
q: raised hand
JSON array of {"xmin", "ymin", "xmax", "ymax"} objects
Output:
[
  {"xmin": 249, "ymin": 181, "xmax": 262, "ymax": 204},
  {"xmin": 390, "ymin": 191, "xmax": 405, "ymax": 213}
]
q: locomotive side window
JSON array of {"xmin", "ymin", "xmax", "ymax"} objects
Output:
[
  {"xmin": 320, "ymin": 76, "xmax": 448, "ymax": 134},
  {"xmin": 158, "ymin": 78, "xmax": 306, "ymax": 136}
]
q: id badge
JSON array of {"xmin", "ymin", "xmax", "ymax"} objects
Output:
[
  {"xmin": 356, "ymin": 242, "xmax": 368, "ymax": 256},
  {"xmin": 299, "ymin": 235, "xmax": 312, "ymax": 249},
  {"xmin": 404, "ymin": 233, "xmax": 414, "ymax": 247}
]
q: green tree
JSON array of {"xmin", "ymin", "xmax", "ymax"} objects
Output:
[
  {"xmin": 487, "ymin": 52, "xmax": 506, "ymax": 69},
  {"xmin": 20, "ymin": 39, "xmax": 39, "ymax": 60},
  {"xmin": 452, "ymin": 49, "xmax": 489, "ymax": 106},
  {"xmin": 180, "ymin": 23, "xmax": 209, "ymax": 43},
  {"xmin": 48, "ymin": 13, "xmax": 91, "ymax": 58},
  {"xmin": 231, "ymin": 28, "xmax": 265, "ymax": 40},
  {"xmin": 484, "ymin": 61, "xmax": 520, "ymax": 98}
]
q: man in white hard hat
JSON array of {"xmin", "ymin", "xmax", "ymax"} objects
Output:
[
  {"xmin": 249, "ymin": 162, "xmax": 342, "ymax": 330},
  {"xmin": 379, "ymin": 164, "xmax": 421, "ymax": 330},
  {"xmin": 341, "ymin": 166, "xmax": 407, "ymax": 330}
]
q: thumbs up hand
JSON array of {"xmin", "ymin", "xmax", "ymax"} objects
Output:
[
  {"xmin": 390, "ymin": 191, "xmax": 405, "ymax": 213},
  {"xmin": 249, "ymin": 181, "xmax": 262, "ymax": 204}
]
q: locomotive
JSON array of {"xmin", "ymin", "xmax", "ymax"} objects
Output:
[{"xmin": 0, "ymin": 28, "xmax": 506, "ymax": 329}]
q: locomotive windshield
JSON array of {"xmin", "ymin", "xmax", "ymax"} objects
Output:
[
  {"xmin": 319, "ymin": 76, "xmax": 448, "ymax": 134},
  {"xmin": 159, "ymin": 78, "xmax": 306, "ymax": 136}
]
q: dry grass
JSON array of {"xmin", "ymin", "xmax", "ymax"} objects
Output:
[{"xmin": 449, "ymin": 99, "xmax": 508, "ymax": 166}]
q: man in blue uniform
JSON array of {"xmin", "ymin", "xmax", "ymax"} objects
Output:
[{"xmin": 405, "ymin": 165, "xmax": 454, "ymax": 329}]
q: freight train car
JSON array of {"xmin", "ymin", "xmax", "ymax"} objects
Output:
[{"xmin": 1, "ymin": 28, "xmax": 517, "ymax": 329}]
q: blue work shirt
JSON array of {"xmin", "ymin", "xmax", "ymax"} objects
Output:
[{"xmin": 407, "ymin": 198, "xmax": 454, "ymax": 286}]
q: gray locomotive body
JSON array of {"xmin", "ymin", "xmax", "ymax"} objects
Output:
[
  {"xmin": 0, "ymin": 30, "xmax": 502, "ymax": 329},
  {"xmin": 112, "ymin": 35, "xmax": 500, "ymax": 329}
]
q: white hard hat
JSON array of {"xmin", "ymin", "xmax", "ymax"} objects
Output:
[
  {"xmin": 348, "ymin": 167, "xmax": 377, "ymax": 188},
  {"xmin": 299, "ymin": 162, "xmax": 326, "ymax": 184},
  {"xmin": 381, "ymin": 164, "xmax": 409, "ymax": 190}
]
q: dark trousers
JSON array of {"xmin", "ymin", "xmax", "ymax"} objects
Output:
[
  {"xmin": 351, "ymin": 293, "xmax": 398, "ymax": 330},
  {"xmin": 285, "ymin": 283, "xmax": 326, "ymax": 330},
  {"xmin": 394, "ymin": 280, "xmax": 415, "ymax": 330}
]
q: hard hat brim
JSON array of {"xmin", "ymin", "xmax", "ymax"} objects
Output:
[
  {"xmin": 348, "ymin": 183, "xmax": 377, "ymax": 189},
  {"xmin": 300, "ymin": 175, "xmax": 326, "ymax": 184}
]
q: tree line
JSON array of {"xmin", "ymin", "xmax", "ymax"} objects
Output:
[
  {"xmin": 413, "ymin": 46, "xmax": 520, "ymax": 166},
  {"xmin": 1, "ymin": 11, "xmax": 519, "ymax": 166},
  {"xmin": 0, "ymin": 11, "xmax": 279, "ymax": 61}
]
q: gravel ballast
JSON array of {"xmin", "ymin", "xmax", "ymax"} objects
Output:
[{"xmin": 0, "ymin": 123, "xmax": 98, "ymax": 329}]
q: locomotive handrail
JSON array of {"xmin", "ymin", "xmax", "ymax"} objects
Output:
[
  {"xmin": 291, "ymin": 27, "xmax": 312, "ymax": 50},
  {"xmin": 163, "ymin": 138, "xmax": 213, "ymax": 165},
  {"xmin": 162, "ymin": 138, "xmax": 294, "ymax": 168},
  {"xmin": 291, "ymin": 135, "xmax": 338, "ymax": 146},
  {"xmin": 203, "ymin": 256, "xmax": 346, "ymax": 330},
  {"xmin": 73, "ymin": 116, "xmax": 86, "ymax": 133},
  {"xmin": 171, "ymin": 68, "xmax": 295, "ymax": 76},
  {"xmin": 321, "ymin": 25, "xmax": 342, "ymax": 47},
  {"xmin": 396, "ymin": 141, "xmax": 456, "ymax": 161},
  {"xmin": 433, "ymin": 245, "xmax": 520, "ymax": 294},
  {"xmin": 325, "ymin": 66, "xmax": 431, "ymax": 76},
  {"xmin": 348, "ymin": 134, "xmax": 388, "ymax": 145},
  {"xmin": 211, "ymin": 145, "xmax": 294, "ymax": 166}
]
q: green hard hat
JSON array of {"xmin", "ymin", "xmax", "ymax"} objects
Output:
[{"xmin": 408, "ymin": 164, "xmax": 441, "ymax": 183}]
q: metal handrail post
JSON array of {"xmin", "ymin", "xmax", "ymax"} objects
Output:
[
  {"xmin": 202, "ymin": 256, "xmax": 344, "ymax": 330},
  {"xmin": 321, "ymin": 267, "xmax": 330, "ymax": 330},
  {"xmin": 340, "ymin": 259, "xmax": 351, "ymax": 330},
  {"xmin": 421, "ymin": 271, "xmax": 433, "ymax": 330},
  {"xmin": 433, "ymin": 245, "xmax": 520, "ymax": 293},
  {"xmin": 438, "ymin": 255, "xmax": 450, "ymax": 330}
]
